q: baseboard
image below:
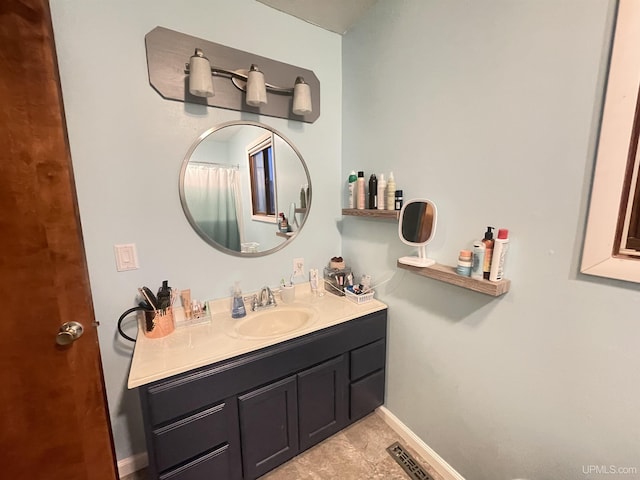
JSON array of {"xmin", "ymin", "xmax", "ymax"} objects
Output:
[
  {"xmin": 117, "ymin": 452, "xmax": 148, "ymax": 479},
  {"xmin": 116, "ymin": 410, "xmax": 461, "ymax": 479},
  {"xmin": 376, "ymin": 406, "xmax": 465, "ymax": 480}
]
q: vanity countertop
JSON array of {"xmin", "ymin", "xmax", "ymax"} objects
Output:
[{"xmin": 127, "ymin": 284, "xmax": 387, "ymax": 388}]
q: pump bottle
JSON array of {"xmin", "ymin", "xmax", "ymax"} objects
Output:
[
  {"xmin": 482, "ymin": 226, "xmax": 494, "ymax": 280},
  {"xmin": 231, "ymin": 282, "xmax": 246, "ymax": 318}
]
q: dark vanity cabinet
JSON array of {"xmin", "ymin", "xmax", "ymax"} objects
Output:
[{"xmin": 138, "ymin": 309, "xmax": 387, "ymax": 480}]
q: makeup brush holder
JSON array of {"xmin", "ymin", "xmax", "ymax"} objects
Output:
[
  {"xmin": 142, "ymin": 307, "xmax": 175, "ymax": 339},
  {"xmin": 323, "ymin": 266, "xmax": 351, "ymax": 296}
]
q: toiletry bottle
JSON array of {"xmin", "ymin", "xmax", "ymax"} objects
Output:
[
  {"xmin": 156, "ymin": 280, "xmax": 172, "ymax": 309},
  {"xmin": 482, "ymin": 226, "xmax": 494, "ymax": 280},
  {"xmin": 356, "ymin": 171, "xmax": 365, "ymax": 209},
  {"xmin": 471, "ymin": 241, "xmax": 485, "ymax": 280},
  {"xmin": 456, "ymin": 250, "xmax": 472, "ymax": 276},
  {"xmin": 489, "ymin": 229, "xmax": 509, "ymax": 281},
  {"xmin": 231, "ymin": 282, "xmax": 246, "ymax": 318},
  {"xmin": 394, "ymin": 190, "xmax": 403, "ymax": 210},
  {"xmin": 368, "ymin": 174, "xmax": 377, "ymax": 209},
  {"xmin": 386, "ymin": 172, "xmax": 396, "ymax": 211},
  {"xmin": 348, "ymin": 171, "xmax": 357, "ymax": 208},
  {"xmin": 377, "ymin": 174, "xmax": 386, "ymax": 210},
  {"xmin": 299, "ymin": 185, "xmax": 307, "ymax": 208}
]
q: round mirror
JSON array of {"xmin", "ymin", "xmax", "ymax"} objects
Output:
[
  {"xmin": 398, "ymin": 198, "xmax": 437, "ymax": 267},
  {"xmin": 179, "ymin": 121, "xmax": 311, "ymax": 256}
]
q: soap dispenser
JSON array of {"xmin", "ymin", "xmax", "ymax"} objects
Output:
[{"xmin": 231, "ymin": 282, "xmax": 246, "ymax": 318}]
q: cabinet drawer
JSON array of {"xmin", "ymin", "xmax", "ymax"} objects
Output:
[
  {"xmin": 152, "ymin": 402, "xmax": 230, "ymax": 473},
  {"xmin": 159, "ymin": 444, "xmax": 230, "ymax": 480},
  {"xmin": 350, "ymin": 339, "xmax": 385, "ymax": 381},
  {"xmin": 350, "ymin": 369, "xmax": 385, "ymax": 421}
]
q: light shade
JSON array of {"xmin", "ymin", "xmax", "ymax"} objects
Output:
[
  {"xmin": 246, "ymin": 64, "xmax": 267, "ymax": 107},
  {"xmin": 188, "ymin": 49, "xmax": 214, "ymax": 97},
  {"xmin": 292, "ymin": 77, "xmax": 312, "ymax": 115}
]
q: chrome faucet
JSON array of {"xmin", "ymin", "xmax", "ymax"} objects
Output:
[{"xmin": 251, "ymin": 286, "xmax": 277, "ymax": 311}]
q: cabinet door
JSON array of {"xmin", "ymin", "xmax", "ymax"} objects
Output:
[
  {"xmin": 238, "ymin": 376, "xmax": 299, "ymax": 479},
  {"xmin": 350, "ymin": 369, "xmax": 385, "ymax": 421},
  {"xmin": 297, "ymin": 355, "xmax": 347, "ymax": 451}
]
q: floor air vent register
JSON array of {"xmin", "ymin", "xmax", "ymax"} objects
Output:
[{"xmin": 386, "ymin": 442, "xmax": 433, "ymax": 480}]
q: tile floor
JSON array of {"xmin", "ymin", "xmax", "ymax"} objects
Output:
[{"xmin": 122, "ymin": 411, "xmax": 443, "ymax": 480}]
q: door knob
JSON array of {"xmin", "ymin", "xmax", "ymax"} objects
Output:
[{"xmin": 56, "ymin": 321, "xmax": 84, "ymax": 345}]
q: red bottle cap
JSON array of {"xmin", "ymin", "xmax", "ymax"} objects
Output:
[{"xmin": 497, "ymin": 228, "xmax": 509, "ymax": 239}]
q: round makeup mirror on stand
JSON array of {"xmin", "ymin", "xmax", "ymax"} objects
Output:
[{"xmin": 398, "ymin": 198, "xmax": 437, "ymax": 267}]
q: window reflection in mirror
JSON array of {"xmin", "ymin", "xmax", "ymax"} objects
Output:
[
  {"xmin": 179, "ymin": 121, "xmax": 311, "ymax": 257},
  {"xmin": 247, "ymin": 134, "xmax": 276, "ymax": 220}
]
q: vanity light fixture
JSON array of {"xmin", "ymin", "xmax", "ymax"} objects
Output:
[
  {"xmin": 146, "ymin": 27, "xmax": 320, "ymax": 123},
  {"xmin": 186, "ymin": 49, "xmax": 312, "ymax": 114}
]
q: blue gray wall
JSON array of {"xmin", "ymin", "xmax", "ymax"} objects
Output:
[
  {"xmin": 50, "ymin": 0, "xmax": 640, "ymax": 477},
  {"xmin": 50, "ymin": 0, "xmax": 341, "ymax": 461},
  {"xmin": 342, "ymin": 1, "xmax": 640, "ymax": 479}
]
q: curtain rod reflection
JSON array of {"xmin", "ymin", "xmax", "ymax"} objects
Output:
[{"xmin": 188, "ymin": 161, "xmax": 240, "ymax": 169}]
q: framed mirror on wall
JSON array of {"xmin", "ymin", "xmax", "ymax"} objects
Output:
[
  {"xmin": 179, "ymin": 121, "xmax": 311, "ymax": 257},
  {"xmin": 581, "ymin": 0, "xmax": 640, "ymax": 283}
]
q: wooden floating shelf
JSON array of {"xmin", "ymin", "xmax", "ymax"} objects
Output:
[
  {"xmin": 397, "ymin": 261, "xmax": 510, "ymax": 297},
  {"xmin": 275, "ymin": 232, "xmax": 296, "ymax": 238},
  {"xmin": 342, "ymin": 208, "xmax": 399, "ymax": 220}
]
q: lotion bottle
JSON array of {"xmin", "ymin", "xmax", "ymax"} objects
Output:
[
  {"xmin": 356, "ymin": 171, "xmax": 365, "ymax": 209},
  {"xmin": 386, "ymin": 172, "xmax": 396, "ymax": 211},
  {"xmin": 377, "ymin": 174, "xmax": 386, "ymax": 210},
  {"xmin": 489, "ymin": 229, "xmax": 509, "ymax": 281},
  {"xmin": 482, "ymin": 226, "xmax": 494, "ymax": 280},
  {"xmin": 347, "ymin": 171, "xmax": 357, "ymax": 208}
]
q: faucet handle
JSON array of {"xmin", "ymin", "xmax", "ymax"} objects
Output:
[{"xmin": 250, "ymin": 294, "xmax": 259, "ymax": 311}]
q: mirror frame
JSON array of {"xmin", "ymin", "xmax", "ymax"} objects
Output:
[
  {"xmin": 179, "ymin": 121, "xmax": 311, "ymax": 257},
  {"xmin": 397, "ymin": 198, "xmax": 438, "ymax": 268},
  {"xmin": 581, "ymin": 0, "xmax": 640, "ymax": 282}
]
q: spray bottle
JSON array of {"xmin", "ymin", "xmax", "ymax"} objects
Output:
[
  {"xmin": 386, "ymin": 172, "xmax": 396, "ymax": 211},
  {"xmin": 347, "ymin": 171, "xmax": 357, "ymax": 208},
  {"xmin": 377, "ymin": 174, "xmax": 386, "ymax": 210}
]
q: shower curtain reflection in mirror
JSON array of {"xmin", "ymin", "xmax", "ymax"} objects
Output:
[{"xmin": 184, "ymin": 163, "xmax": 244, "ymax": 251}]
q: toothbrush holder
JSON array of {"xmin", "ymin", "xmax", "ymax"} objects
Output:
[{"xmin": 280, "ymin": 285, "xmax": 295, "ymax": 304}]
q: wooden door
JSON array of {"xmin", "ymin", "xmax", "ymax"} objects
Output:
[{"xmin": 0, "ymin": 1, "xmax": 118, "ymax": 479}]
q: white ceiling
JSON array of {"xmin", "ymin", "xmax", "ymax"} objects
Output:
[{"xmin": 256, "ymin": 0, "xmax": 377, "ymax": 34}]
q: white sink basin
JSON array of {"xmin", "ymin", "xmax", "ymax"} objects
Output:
[{"xmin": 233, "ymin": 306, "xmax": 317, "ymax": 339}]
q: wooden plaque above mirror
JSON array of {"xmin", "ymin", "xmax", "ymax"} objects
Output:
[{"xmin": 179, "ymin": 121, "xmax": 311, "ymax": 256}]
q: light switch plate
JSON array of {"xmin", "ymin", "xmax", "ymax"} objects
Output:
[
  {"xmin": 114, "ymin": 243, "xmax": 139, "ymax": 272},
  {"xmin": 293, "ymin": 257, "xmax": 305, "ymax": 277}
]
